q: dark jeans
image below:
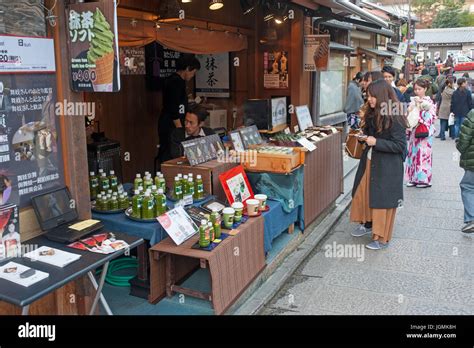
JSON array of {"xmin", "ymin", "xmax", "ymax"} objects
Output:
[
  {"xmin": 455, "ymin": 116, "xmax": 466, "ymax": 139},
  {"xmin": 439, "ymin": 119, "xmax": 455, "ymax": 140}
]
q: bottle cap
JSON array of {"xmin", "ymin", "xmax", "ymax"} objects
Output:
[
  {"xmin": 159, "ymin": 173, "xmax": 164, "ymax": 178},
  {"xmin": 158, "ymin": 189, "xmax": 164, "ymax": 194},
  {"xmin": 110, "ymin": 170, "xmax": 115, "ymax": 175},
  {"xmin": 145, "ymin": 171, "xmax": 150, "ymax": 176},
  {"xmin": 90, "ymin": 172, "xmax": 95, "ymax": 176},
  {"xmin": 101, "ymin": 191, "xmax": 106, "ymax": 195},
  {"xmin": 145, "ymin": 192, "xmax": 150, "ymax": 197},
  {"xmin": 183, "ymin": 175, "xmax": 188, "ymax": 179},
  {"xmin": 112, "ymin": 196, "xmax": 117, "ymax": 200},
  {"xmin": 201, "ymin": 219, "xmax": 207, "ymax": 225},
  {"xmin": 156, "ymin": 172, "xmax": 161, "ymax": 177},
  {"xmin": 101, "ymin": 173, "xmax": 107, "ymax": 177},
  {"xmin": 197, "ymin": 175, "xmax": 202, "ymax": 179},
  {"xmin": 189, "ymin": 173, "xmax": 193, "ymax": 177},
  {"xmin": 177, "ymin": 174, "xmax": 183, "ymax": 178},
  {"xmin": 188, "ymin": 178, "xmax": 193, "ymax": 182},
  {"xmin": 208, "ymin": 222, "xmax": 212, "ymax": 227},
  {"xmin": 212, "ymin": 208, "xmax": 219, "ymax": 213},
  {"xmin": 136, "ymin": 174, "xmax": 141, "ymax": 178},
  {"xmin": 99, "ymin": 169, "xmax": 104, "ymax": 173},
  {"xmin": 152, "ymin": 185, "xmax": 157, "ymax": 190},
  {"xmin": 134, "ymin": 190, "xmax": 140, "ymax": 195},
  {"xmin": 175, "ymin": 177, "xmax": 180, "ymax": 181}
]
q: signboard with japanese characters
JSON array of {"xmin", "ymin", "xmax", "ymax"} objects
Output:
[
  {"xmin": 119, "ymin": 47, "xmax": 145, "ymax": 75},
  {"xmin": 264, "ymin": 51, "xmax": 289, "ymax": 89},
  {"xmin": 67, "ymin": 1, "xmax": 121, "ymax": 92},
  {"xmin": 0, "ymin": 35, "xmax": 56, "ymax": 73},
  {"xmin": 195, "ymin": 53, "xmax": 230, "ymax": 98},
  {"xmin": 0, "ymin": 35, "xmax": 64, "ymax": 208}
]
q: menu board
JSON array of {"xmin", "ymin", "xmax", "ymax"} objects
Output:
[
  {"xmin": 0, "ymin": 47, "xmax": 64, "ymax": 207},
  {"xmin": 157, "ymin": 206, "xmax": 198, "ymax": 246},
  {"xmin": 67, "ymin": 1, "xmax": 121, "ymax": 92}
]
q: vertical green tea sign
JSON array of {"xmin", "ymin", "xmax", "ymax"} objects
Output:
[{"xmin": 67, "ymin": 1, "xmax": 121, "ymax": 92}]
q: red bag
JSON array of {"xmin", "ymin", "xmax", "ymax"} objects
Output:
[{"xmin": 415, "ymin": 123, "xmax": 429, "ymax": 138}]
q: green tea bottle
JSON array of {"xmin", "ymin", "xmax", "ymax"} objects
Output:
[
  {"xmin": 89, "ymin": 171, "xmax": 99, "ymax": 200},
  {"xmin": 214, "ymin": 221, "xmax": 221, "ymax": 239},
  {"xmin": 158, "ymin": 173, "xmax": 166, "ymax": 191},
  {"xmin": 95, "ymin": 194, "xmax": 103, "ymax": 210},
  {"xmin": 155, "ymin": 188, "xmax": 167, "ymax": 217},
  {"xmin": 142, "ymin": 192, "xmax": 155, "ymax": 219},
  {"xmin": 154, "ymin": 172, "xmax": 161, "ymax": 188},
  {"xmin": 100, "ymin": 173, "xmax": 110, "ymax": 192},
  {"xmin": 134, "ymin": 174, "xmax": 143, "ymax": 191},
  {"xmin": 109, "ymin": 170, "xmax": 118, "ymax": 192},
  {"xmin": 173, "ymin": 177, "xmax": 183, "ymax": 200},
  {"xmin": 208, "ymin": 221, "xmax": 215, "ymax": 242},
  {"xmin": 182, "ymin": 175, "xmax": 188, "ymax": 191},
  {"xmin": 187, "ymin": 178, "xmax": 194, "ymax": 197},
  {"xmin": 110, "ymin": 196, "xmax": 119, "ymax": 210},
  {"xmin": 119, "ymin": 194, "xmax": 129, "ymax": 210},
  {"xmin": 199, "ymin": 219, "xmax": 210, "ymax": 248},
  {"xmin": 106, "ymin": 194, "xmax": 112, "ymax": 211},
  {"xmin": 195, "ymin": 175, "xmax": 204, "ymax": 200},
  {"xmin": 144, "ymin": 175, "xmax": 153, "ymax": 191},
  {"xmin": 132, "ymin": 190, "xmax": 142, "ymax": 219}
]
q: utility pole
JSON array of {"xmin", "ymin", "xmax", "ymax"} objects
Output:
[{"xmin": 404, "ymin": 0, "xmax": 412, "ymax": 79}]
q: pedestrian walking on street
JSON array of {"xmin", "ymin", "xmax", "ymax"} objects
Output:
[
  {"xmin": 451, "ymin": 78, "xmax": 473, "ymax": 139},
  {"xmin": 361, "ymin": 71, "xmax": 384, "ymax": 102},
  {"xmin": 382, "ymin": 66, "xmax": 404, "ymax": 102},
  {"xmin": 405, "ymin": 79, "xmax": 437, "ymax": 188},
  {"xmin": 350, "ymin": 80, "xmax": 408, "ymax": 250},
  {"xmin": 437, "ymin": 76, "xmax": 456, "ymax": 141},
  {"xmin": 344, "ymin": 72, "xmax": 365, "ymax": 129},
  {"xmin": 456, "ymin": 109, "xmax": 474, "ymax": 233}
]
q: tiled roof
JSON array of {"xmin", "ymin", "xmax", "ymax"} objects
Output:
[{"xmin": 415, "ymin": 27, "xmax": 474, "ymax": 45}]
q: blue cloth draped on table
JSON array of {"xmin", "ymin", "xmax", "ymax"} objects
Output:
[{"xmin": 247, "ymin": 166, "xmax": 305, "ymax": 253}]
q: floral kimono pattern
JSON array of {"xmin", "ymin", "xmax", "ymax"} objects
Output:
[{"xmin": 405, "ymin": 97, "xmax": 436, "ymax": 185}]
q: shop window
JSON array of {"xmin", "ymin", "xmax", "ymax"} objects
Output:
[{"xmin": 319, "ymin": 53, "xmax": 346, "ymax": 117}]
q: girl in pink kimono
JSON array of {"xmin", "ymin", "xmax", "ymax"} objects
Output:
[{"xmin": 405, "ymin": 79, "xmax": 437, "ymax": 188}]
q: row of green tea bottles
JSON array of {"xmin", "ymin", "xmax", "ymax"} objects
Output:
[
  {"xmin": 95, "ymin": 188, "xmax": 129, "ymax": 211},
  {"xmin": 199, "ymin": 208, "xmax": 221, "ymax": 248},
  {"xmin": 131, "ymin": 185, "xmax": 167, "ymax": 219},
  {"xmin": 89, "ymin": 169, "xmax": 119, "ymax": 200},
  {"xmin": 133, "ymin": 171, "xmax": 166, "ymax": 192},
  {"xmin": 173, "ymin": 173, "xmax": 204, "ymax": 201}
]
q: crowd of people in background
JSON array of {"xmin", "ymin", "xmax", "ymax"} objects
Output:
[{"xmin": 345, "ymin": 60, "xmax": 474, "ymax": 248}]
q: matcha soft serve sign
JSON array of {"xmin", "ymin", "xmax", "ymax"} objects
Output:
[{"xmin": 67, "ymin": 1, "xmax": 120, "ymax": 92}]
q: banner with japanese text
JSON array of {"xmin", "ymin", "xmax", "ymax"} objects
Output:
[
  {"xmin": 67, "ymin": 1, "xmax": 121, "ymax": 92},
  {"xmin": 195, "ymin": 53, "xmax": 230, "ymax": 98},
  {"xmin": 0, "ymin": 47, "xmax": 64, "ymax": 207}
]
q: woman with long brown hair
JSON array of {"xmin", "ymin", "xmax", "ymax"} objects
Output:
[{"xmin": 350, "ymin": 79, "xmax": 407, "ymax": 250}]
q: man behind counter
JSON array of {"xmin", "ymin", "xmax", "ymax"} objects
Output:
[
  {"xmin": 170, "ymin": 103, "xmax": 215, "ymax": 159},
  {"xmin": 158, "ymin": 54, "xmax": 201, "ymax": 164}
]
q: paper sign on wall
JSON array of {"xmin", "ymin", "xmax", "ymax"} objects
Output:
[{"xmin": 195, "ymin": 53, "xmax": 230, "ymax": 98}]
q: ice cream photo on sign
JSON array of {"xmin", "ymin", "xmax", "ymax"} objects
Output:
[{"xmin": 88, "ymin": 8, "xmax": 115, "ymax": 92}]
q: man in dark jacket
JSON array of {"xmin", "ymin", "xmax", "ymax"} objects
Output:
[
  {"xmin": 170, "ymin": 103, "xmax": 215, "ymax": 159},
  {"xmin": 451, "ymin": 78, "xmax": 473, "ymax": 139},
  {"xmin": 456, "ymin": 109, "xmax": 474, "ymax": 233},
  {"xmin": 344, "ymin": 72, "xmax": 364, "ymax": 129}
]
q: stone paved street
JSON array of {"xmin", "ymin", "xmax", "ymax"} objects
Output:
[{"xmin": 262, "ymin": 124, "xmax": 474, "ymax": 315}]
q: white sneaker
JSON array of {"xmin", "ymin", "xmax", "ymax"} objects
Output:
[
  {"xmin": 351, "ymin": 225, "xmax": 372, "ymax": 237},
  {"xmin": 406, "ymin": 182, "xmax": 416, "ymax": 187}
]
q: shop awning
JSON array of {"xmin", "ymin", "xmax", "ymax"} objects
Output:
[
  {"xmin": 359, "ymin": 47, "xmax": 394, "ymax": 58},
  {"xmin": 320, "ymin": 19, "xmax": 354, "ymax": 30},
  {"xmin": 117, "ymin": 17, "xmax": 248, "ymax": 53},
  {"xmin": 333, "ymin": 0, "xmax": 390, "ymax": 28},
  {"xmin": 329, "ymin": 42, "xmax": 354, "ymax": 51}
]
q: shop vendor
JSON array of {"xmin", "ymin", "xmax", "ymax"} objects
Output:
[
  {"xmin": 170, "ymin": 103, "xmax": 215, "ymax": 159},
  {"xmin": 158, "ymin": 54, "xmax": 201, "ymax": 164}
]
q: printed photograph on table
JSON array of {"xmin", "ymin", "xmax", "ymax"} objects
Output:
[
  {"xmin": 219, "ymin": 165, "xmax": 254, "ymax": 205},
  {"xmin": 239, "ymin": 125, "xmax": 263, "ymax": 149},
  {"xmin": 230, "ymin": 131, "xmax": 245, "ymax": 152},
  {"xmin": 295, "ymin": 105, "xmax": 314, "ymax": 132},
  {"xmin": 0, "ymin": 204, "xmax": 20, "ymax": 260},
  {"xmin": 157, "ymin": 206, "xmax": 199, "ymax": 246}
]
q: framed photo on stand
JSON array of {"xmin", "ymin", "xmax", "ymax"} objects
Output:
[{"xmin": 219, "ymin": 165, "xmax": 254, "ymax": 206}]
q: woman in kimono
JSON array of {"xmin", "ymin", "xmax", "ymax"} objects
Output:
[{"xmin": 405, "ymin": 78, "xmax": 437, "ymax": 188}]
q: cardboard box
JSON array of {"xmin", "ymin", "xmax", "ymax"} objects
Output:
[
  {"xmin": 0, "ymin": 204, "xmax": 20, "ymax": 260},
  {"xmin": 161, "ymin": 157, "xmax": 238, "ymax": 203}
]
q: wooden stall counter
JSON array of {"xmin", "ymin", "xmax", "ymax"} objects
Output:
[
  {"xmin": 161, "ymin": 157, "xmax": 238, "ymax": 203},
  {"xmin": 149, "ymin": 215, "xmax": 266, "ymax": 315}
]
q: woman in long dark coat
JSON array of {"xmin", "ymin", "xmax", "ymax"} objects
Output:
[{"xmin": 350, "ymin": 79, "xmax": 408, "ymax": 250}]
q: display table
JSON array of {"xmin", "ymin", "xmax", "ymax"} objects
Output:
[
  {"xmin": 149, "ymin": 215, "xmax": 266, "ymax": 315},
  {"xmin": 303, "ymin": 132, "xmax": 343, "ymax": 226},
  {"xmin": 92, "ymin": 196, "xmax": 213, "ymax": 299},
  {"xmin": 262, "ymin": 199, "xmax": 300, "ymax": 253},
  {"xmin": 0, "ymin": 232, "xmax": 143, "ymax": 315}
]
